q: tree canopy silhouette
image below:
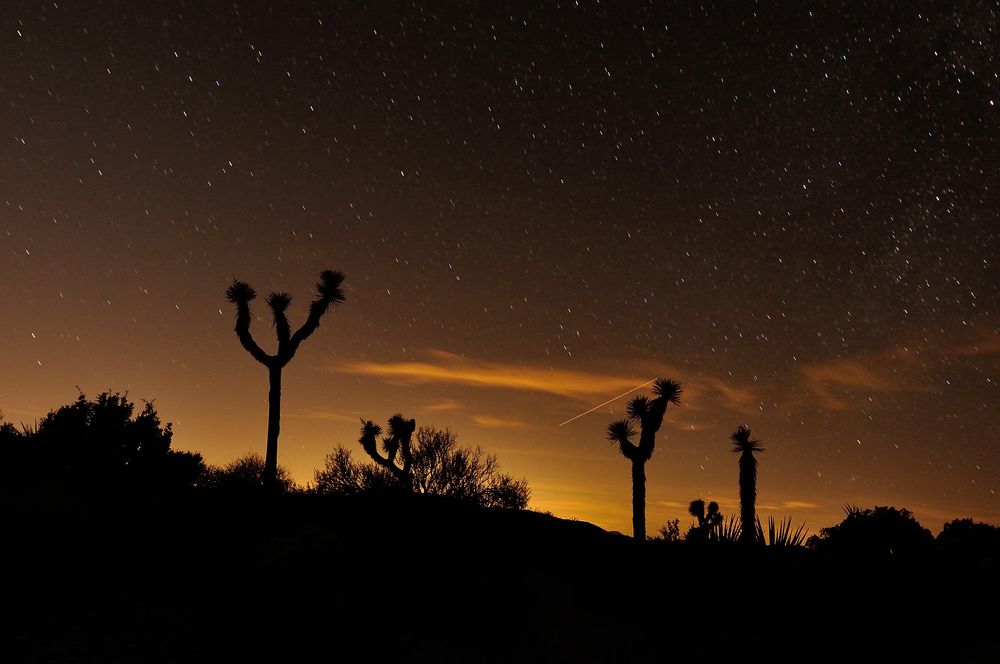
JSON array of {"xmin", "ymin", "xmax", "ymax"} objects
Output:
[
  {"xmin": 1, "ymin": 392, "xmax": 204, "ymax": 495},
  {"xmin": 807, "ymin": 505, "xmax": 933, "ymax": 559},
  {"xmin": 315, "ymin": 425, "xmax": 530, "ymax": 509},
  {"xmin": 605, "ymin": 378, "xmax": 682, "ymax": 541},
  {"xmin": 225, "ymin": 270, "xmax": 345, "ymax": 490}
]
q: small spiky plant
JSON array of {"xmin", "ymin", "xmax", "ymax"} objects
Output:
[
  {"xmin": 226, "ymin": 270, "xmax": 345, "ymax": 490},
  {"xmin": 358, "ymin": 414, "xmax": 417, "ymax": 490},
  {"xmin": 717, "ymin": 514, "xmax": 742, "ymax": 544},
  {"xmin": 756, "ymin": 515, "xmax": 808, "ymax": 548},
  {"xmin": 730, "ymin": 425, "xmax": 765, "ymax": 546},
  {"xmin": 606, "ymin": 378, "xmax": 682, "ymax": 541}
]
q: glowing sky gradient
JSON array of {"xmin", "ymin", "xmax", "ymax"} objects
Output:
[{"xmin": 2, "ymin": 2, "xmax": 998, "ymax": 534}]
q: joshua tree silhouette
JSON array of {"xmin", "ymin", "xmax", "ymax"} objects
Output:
[
  {"xmin": 606, "ymin": 378, "xmax": 682, "ymax": 541},
  {"xmin": 731, "ymin": 425, "xmax": 764, "ymax": 546},
  {"xmin": 225, "ymin": 270, "xmax": 345, "ymax": 490},
  {"xmin": 688, "ymin": 498, "xmax": 723, "ymax": 542},
  {"xmin": 358, "ymin": 414, "xmax": 417, "ymax": 490}
]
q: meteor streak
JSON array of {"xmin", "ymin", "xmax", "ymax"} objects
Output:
[{"xmin": 558, "ymin": 378, "xmax": 658, "ymax": 427}]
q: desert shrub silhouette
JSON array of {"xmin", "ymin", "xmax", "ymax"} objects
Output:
[
  {"xmin": 201, "ymin": 451, "xmax": 297, "ymax": 494},
  {"xmin": 315, "ymin": 425, "xmax": 529, "ymax": 509},
  {"xmin": 656, "ymin": 518, "xmax": 682, "ymax": 542},
  {"xmin": 0, "ymin": 392, "xmax": 204, "ymax": 495},
  {"xmin": 936, "ymin": 518, "xmax": 1000, "ymax": 559},
  {"xmin": 807, "ymin": 505, "xmax": 933, "ymax": 559}
]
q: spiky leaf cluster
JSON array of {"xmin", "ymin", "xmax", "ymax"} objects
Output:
[
  {"xmin": 266, "ymin": 292, "xmax": 292, "ymax": 313},
  {"xmin": 731, "ymin": 424, "xmax": 765, "ymax": 454},
  {"xmin": 315, "ymin": 270, "xmax": 346, "ymax": 310},
  {"xmin": 652, "ymin": 378, "xmax": 683, "ymax": 404},
  {"xmin": 225, "ymin": 280, "xmax": 257, "ymax": 304},
  {"xmin": 606, "ymin": 419, "xmax": 636, "ymax": 459}
]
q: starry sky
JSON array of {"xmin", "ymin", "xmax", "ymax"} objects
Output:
[{"xmin": 3, "ymin": 1, "xmax": 998, "ymax": 534}]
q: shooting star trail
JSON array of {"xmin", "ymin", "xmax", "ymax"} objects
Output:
[{"xmin": 558, "ymin": 378, "xmax": 658, "ymax": 427}]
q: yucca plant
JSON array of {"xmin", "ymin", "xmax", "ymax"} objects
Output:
[
  {"xmin": 358, "ymin": 414, "xmax": 417, "ymax": 490},
  {"xmin": 717, "ymin": 513, "xmax": 742, "ymax": 544},
  {"xmin": 226, "ymin": 270, "xmax": 345, "ymax": 490},
  {"xmin": 756, "ymin": 515, "xmax": 808, "ymax": 547},
  {"xmin": 606, "ymin": 378, "xmax": 682, "ymax": 541},
  {"xmin": 730, "ymin": 425, "xmax": 765, "ymax": 546}
]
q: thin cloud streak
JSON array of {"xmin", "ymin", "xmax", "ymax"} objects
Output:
[
  {"xmin": 335, "ymin": 352, "xmax": 646, "ymax": 399},
  {"xmin": 423, "ymin": 399, "xmax": 462, "ymax": 412},
  {"xmin": 471, "ymin": 415, "xmax": 527, "ymax": 429},
  {"xmin": 286, "ymin": 409, "xmax": 358, "ymax": 423},
  {"xmin": 336, "ymin": 351, "xmax": 763, "ymax": 438},
  {"xmin": 558, "ymin": 378, "xmax": 657, "ymax": 427}
]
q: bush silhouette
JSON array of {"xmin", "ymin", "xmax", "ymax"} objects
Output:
[
  {"xmin": 605, "ymin": 378, "xmax": 682, "ymax": 541},
  {"xmin": 225, "ymin": 270, "xmax": 345, "ymax": 491},
  {"xmin": 936, "ymin": 518, "xmax": 1000, "ymax": 558},
  {"xmin": 1, "ymin": 392, "xmax": 204, "ymax": 494},
  {"xmin": 201, "ymin": 451, "xmax": 297, "ymax": 494},
  {"xmin": 315, "ymin": 425, "xmax": 529, "ymax": 509},
  {"xmin": 656, "ymin": 518, "xmax": 682, "ymax": 542},
  {"xmin": 807, "ymin": 505, "xmax": 933, "ymax": 559}
]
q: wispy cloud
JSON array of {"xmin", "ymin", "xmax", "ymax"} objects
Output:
[
  {"xmin": 335, "ymin": 350, "xmax": 645, "ymax": 399},
  {"xmin": 683, "ymin": 376, "xmax": 757, "ymax": 414},
  {"xmin": 286, "ymin": 409, "xmax": 358, "ymax": 423},
  {"xmin": 336, "ymin": 350, "xmax": 767, "ymax": 436},
  {"xmin": 952, "ymin": 330, "xmax": 1000, "ymax": 357},
  {"xmin": 800, "ymin": 358, "xmax": 895, "ymax": 410},
  {"xmin": 652, "ymin": 500, "xmax": 690, "ymax": 509},
  {"xmin": 793, "ymin": 332, "xmax": 994, "ymax": 411},
  {"xmin": 774, "ymin": 500, "xmax": 820, "ymax": 510},
  {"xmin": 423, "ymin": 399, "xmax": 462, "ymax": 412},
  {"xmin": 471, "ymin": 415, "xmax": 527, "ymax": 429}
]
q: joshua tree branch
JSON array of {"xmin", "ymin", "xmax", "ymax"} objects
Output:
[
  {"xmin": 288, "ymin": 300, "xmax": 326, "ymax": 357},
  {"xmin": 359, "ymin": 416, "xmax": 415, "ymax": 489},
  {"xmin": 266, "ymin": 292, "xmax": 293, "ymax": 359},
  {"xmin": 288, "ymin": 271, "xmax": 344, "ymax": 358},
  {"xmin": 234, "ymin": 303, "xmax": 273, "ymax": 366},
  {"xmin": 618, "ymin": 438, "xmax": 640, "ymax": 460}
]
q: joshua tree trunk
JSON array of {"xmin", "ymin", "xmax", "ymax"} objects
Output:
[
  {"xmin": 738, "ymin": 451, "xmax": 756, "ymax": 545},
  {"xmin": 632, "ymin": 459, "xmax": 646, "ymax": 541},
  {"xmin": 225, "ymin": 271, "xmax": 345, "ymax": 492},
  {"xmin": 730, "ymin": 425, "xmax": 764, "ymax": 547},
  {"xmin": 264, "ymin": 364, "xmax": 282, "ymax": 490}
]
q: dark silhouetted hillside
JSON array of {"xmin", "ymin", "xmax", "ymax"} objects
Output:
[{"xmin": 6, "ymin": 491, "xmax": 998, "ymax": 662}]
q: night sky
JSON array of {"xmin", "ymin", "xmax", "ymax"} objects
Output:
[{"xmin": 3, "ymin": 1, "xmax": 998, "ymax": 534}]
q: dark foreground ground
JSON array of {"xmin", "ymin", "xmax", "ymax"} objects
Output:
[{"xmin": 6, "ymin": 491, "xmax": 998, "ymax": 663}]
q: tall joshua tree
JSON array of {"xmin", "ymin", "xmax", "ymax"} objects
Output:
[
  {"xmin": 358, "ymin": 414, "xmax": 417, "ymax": 490},
  {"xmin": 731, "ymin": 425, "xmax": 765, "ymax": 546},
  {"xmin": 606, "ymin": 378, "xmax": 682, "ymax": 541},
  {"xmin": 225, "ymin": 270, "xmax": 345, "ymax": 490}
]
